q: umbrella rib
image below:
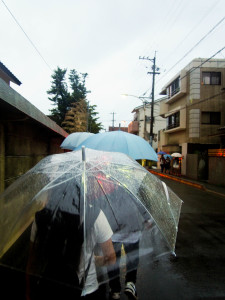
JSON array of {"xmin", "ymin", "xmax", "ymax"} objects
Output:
[
  {"xmin": 161, "ymin": 182, "xmax": 178, "ymax": 229},
  {"xmin": 97, "ymin": 170, "xmax": 151, "ymax": 219},
  {"xmin": 95, "ymin": 177, "xmax": 120, "ymax": 229},
  {"xmin": 30, "ymin": 162, "xmax": 83, "ymax": 206},
  {"xmin": 104, "ymin": 172, "xmax": 176, "ymax": 252}
]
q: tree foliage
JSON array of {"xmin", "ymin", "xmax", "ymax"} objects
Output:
[
  {"xmin": 87, "ymin": 104, "xmax": 103, "ymax": 133},
  {"xmin": 47, "ymin": 67, "xmax": 70, "ymax": 125},
  {"xmin": 62, "ymin": 99, "xmax": 87, "ymax": 133},
  {"xmin": 47, "ymin": 67, "xmax": 103, "ymax": 133}
]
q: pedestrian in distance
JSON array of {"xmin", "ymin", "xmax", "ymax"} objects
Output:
[
  {"xmin": 165, "ymin": 157, "xmax": 171, "ymax": 174},
  {"xmin": 160, "ymin": 155, "xmax": 166, "ymax": 173},
  {"xmin": 172, "ymin": 157, "xmax": 180, "ymax": 176}
]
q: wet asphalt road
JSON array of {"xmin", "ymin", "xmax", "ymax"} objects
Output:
[{"xmin": 119, "ymin": 176, "xmax": 225, "ymax": 300}]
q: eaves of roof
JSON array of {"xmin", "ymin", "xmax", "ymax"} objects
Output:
[
  {"xmin": 0, "ymin": 78, "xmax": 68, "ymax": 138},
  {"xmin": 0, "ymin": 61, "xmax": 22, "ymax": 86}
]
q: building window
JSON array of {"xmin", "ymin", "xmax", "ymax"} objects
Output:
[
  {"xmin": 166, "ymin": 76, "xmax": 180, "ymax": 97},
  {"xmin": 167, "ymin": 111, "xmax": 180, "ymax": 129},
  {"xmin": 202, "ymin": 112, "xmax": 221, "ymax": 125},
  {"xmin": 202, "ymin": 72, "xmax": 221, "ymax": 85}
]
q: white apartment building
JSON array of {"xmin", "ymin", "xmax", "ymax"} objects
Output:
[{"xmin": 128, "ymin": 97, "xmax": 167, "ymax": 153}]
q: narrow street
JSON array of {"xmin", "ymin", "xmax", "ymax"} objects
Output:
[
  {"xmin": 119, "ymin": 176, "xmax": 225, "ymax": 300},
  {"xmin": 1, "ymin": 175, "xmax": 225, "ymax": 300}
]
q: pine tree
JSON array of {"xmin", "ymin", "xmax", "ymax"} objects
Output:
[
  {"xmin": 69, "ymin": 70, "xmax": 89, "ymax": 103},
  {"xmin": 47, "ymin": 67, "xmax": 103, "ymax": 133},
  {"xmin": 47, "ymin": 67, "xmax": 70, "ymax": 125},
  {"xmin": 87, "ymin": 104, "xmax": 103, "ymax": 133}
]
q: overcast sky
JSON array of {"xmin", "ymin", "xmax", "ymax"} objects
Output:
[{"xmin": 1, "ymin": 0, "xmax": 225, "ymax": 131}]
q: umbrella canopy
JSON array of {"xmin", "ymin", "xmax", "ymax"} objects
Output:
[
  {"xmin": 171, "ymin": 153, "xmax": 182, "ymax": 158},
  {"xmin": 164, "ymin": 154, "xmax": 172, "ymax": 159},
  {"xmin": 75, "ymin": 130, "xmax": 158, "ymax": 161},
  {"xmin": 60, "ymin": 132, "xmax": 94, "ymax": 150},
  {"xmin": 157, "ymin": 151, "xmax": 167, "ymax": 155},
  {"xmin": 0, "ymin": 148, "xmax": 182, "ymax": 296}
]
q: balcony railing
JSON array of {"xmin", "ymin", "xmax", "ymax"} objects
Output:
[
  {"xmin": 169, "ymin": 87, "xmax": 180, "ymax": 97},
  {"xmin": 166, "ymin": 122, "xmax": 180, "ymax": 130}
]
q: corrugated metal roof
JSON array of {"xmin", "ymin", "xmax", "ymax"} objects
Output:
[{"xmin": 0, "ymin": 61, "xmax": 22, "ymax": 86}]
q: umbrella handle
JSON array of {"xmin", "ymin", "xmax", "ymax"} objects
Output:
[{"xmin": 82, "ymin": 146, "xmax": 86, "ymax": 162}]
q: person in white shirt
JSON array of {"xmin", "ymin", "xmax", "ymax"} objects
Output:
[
  {"xmin": 26, "ymin": 208, "xmax": 116, "ymax": 300},
  {"xmin": 79, "ymin": 209, "xmax": 115, "ymax": 298}
]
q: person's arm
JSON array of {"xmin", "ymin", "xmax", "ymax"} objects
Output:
[{"xmin": 95, "ymin": 238, "xmax": 116, "ymax": 267}]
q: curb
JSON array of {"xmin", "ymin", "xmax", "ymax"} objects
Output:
[
  {"xmin": 149, "ymin": 170, "xmax": 205, "ymax": 190},
  {"xmin": 204, "ymin": 188, "xmax": 225, "ymax": 198}
]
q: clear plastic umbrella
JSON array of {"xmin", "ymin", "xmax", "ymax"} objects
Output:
[
  {"xmin": 0, "ymin": 147, "xmax": 182, "ymax": 298},
  {"xmin": 171, "ymin": 153, "xmax": 182, "ymax": 157}
]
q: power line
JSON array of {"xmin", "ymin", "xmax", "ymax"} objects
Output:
[
  {"xmin": 140, "ymin": 45, "xmax": 225, "ymax": 108},
  {"xmin": 1, "ymin": 0, "xmax": 52, "ymax": 72},
  {"xmin": 159, "ymin": 16, "xmax": 225, "ymax": 82},
  {"xmin": 159, "ymin": 90, "xmax": 225, "ymax": 120},
  {"xmin": 161, "ymin": 0, "xmax": 222, "ymax": 66},
  {"xmin": 180, "ymin": 46, "xmax": 225, "ymax": 81},
  {"xmin": 154, "ymin": 45, "xmax": 225, "ymax": 98}
]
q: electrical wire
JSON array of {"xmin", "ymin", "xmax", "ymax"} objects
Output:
[
  {"xmin": 140, "ymin": 46, "xmax": 225, "ymax": 117},
  {"xmin": 159, "ymin": 16, "xmax": 225, "ymax": 82},
  {"xmin": 154, "ymin": 45, "xmax": 225, "ymax": 97},
  {"xmin": 142, "ymin": 0, "xmax": 188, "ymax": 58},
  {"xmin": 138, "ymin": 3, "xmax": 225, "ymax": 97},
  {"xmin": 1, "ymin": 0, "xmax": 52, "ymax": 72},
  {"xmin": 161, "ymin": 0, "xmax": 222, "ymax": 66},
  {"xmin": 179, "ymin": 46, "xmax": 225, "ymax": 81}
]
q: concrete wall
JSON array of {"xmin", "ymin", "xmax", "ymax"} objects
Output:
[
  {"xmin": 0, "ymin": 78, "xmax": 68, "ymax": 192},
  {"xmin": 208, "ymin": 157, "xmax": 225, "ymax": 186},
  {"xmin": 1, "ymin": 120, "xmax": 65, "ymax": 190},
  {"xmin": 186, "ymin": 154, "xmax": 198, "ymax": 180}
]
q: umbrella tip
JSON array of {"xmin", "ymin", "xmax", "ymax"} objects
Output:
[{"xmin": 82, "ymin": 146, "xmax": 86, "ymax": 162}]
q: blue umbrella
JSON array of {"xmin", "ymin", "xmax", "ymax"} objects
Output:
[
  {"xmin": 75, "ymin": 131, "xmax": 158, "ymax": 161},
  {"xmin": 60, "ymin": 132, "xmax": 94, "ymax": 150},
  {"xmin": 164, "ymin": 154, "xmax": 172, "ymax": 159},
  {"xmin": 157, "ymin": 151, "xmax": 167, "ymax": 155}
]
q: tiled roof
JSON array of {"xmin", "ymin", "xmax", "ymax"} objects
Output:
[{"xmin": 0, "ymin": 61, "xmax": 22, "ymax": 85}]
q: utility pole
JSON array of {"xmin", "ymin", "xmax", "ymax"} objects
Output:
[
  {"xmin": 139, "ymin": 53, "xmax": 160, "ymax": 146},
  {"xmin": 111, "ymin": 112, "xmax": 116, "ymax": 130},
  {"xmin": 86, "ymin": 101, "xmax": 89, "ymax": 132}
]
